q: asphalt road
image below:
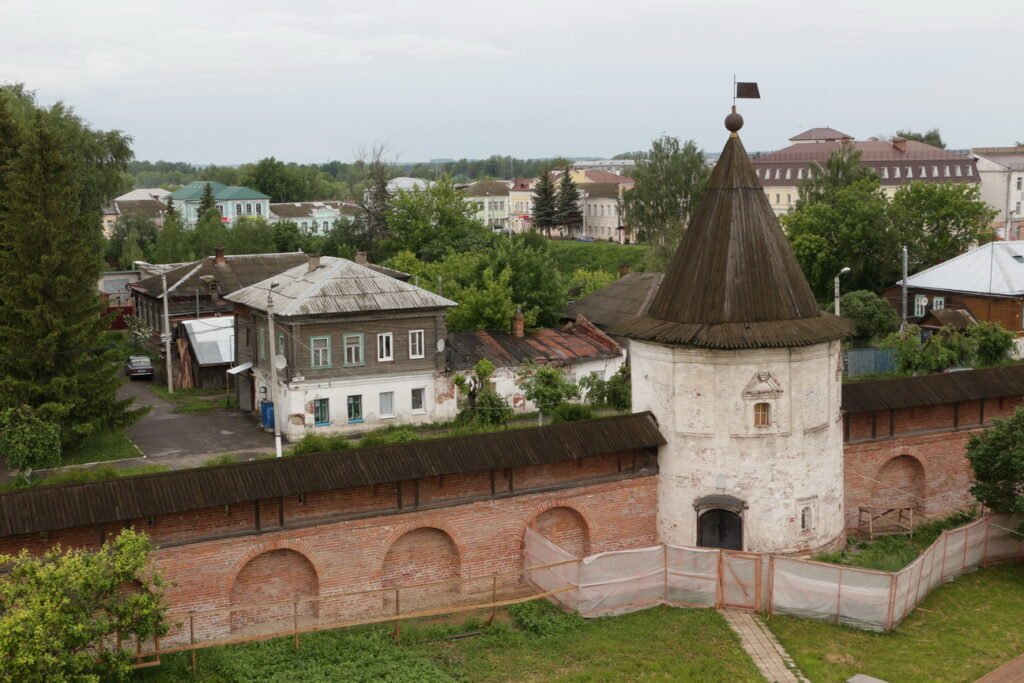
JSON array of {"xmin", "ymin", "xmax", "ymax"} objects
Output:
[{"xmin": 119, "ymin": 379, "xmax": 274, "ymax": 465}]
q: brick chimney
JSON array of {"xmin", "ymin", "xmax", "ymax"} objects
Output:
[
  {"xmin": 512, "ymin": 308, "xmax": 524, "ymax": 338},
  {"xmin": 307, "ymin": 253, "xmax": 321, "ymax": 273},
  {"xmin": 618, "ymin": 263, "xmax": 630, "ymax": 278},
  {"xmin": 355, "ymin": 251, "xmax": 368, "ymax": 265},
  {"xmin": 214, "ymin": 246, "xmax": 226, "ymax": 265},
  {"xmin": 892, "ymin": 137, "xmax": 907, "ymax": 153}
]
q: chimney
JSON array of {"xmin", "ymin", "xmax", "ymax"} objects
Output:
[
  {"xmin": 512, "ymin": 308, "xmax": 524, "ymax": 338},
  {"xmin": 355, "ymin": 251, "xmax": 368, "ymax": 265},
  {"xmin": 618, "ymin": 263, "xmax": 630, "ymax": 279},
  {"xmin": 214, "ymin": 246, "xmax": 226, "ymax": 265},
  {"xmin": 892, "ymin": 137, "xmax": 907, "ymax": 153},
  {"xmin": 307, "ymin": 253, "xmax": 320, "ymax": 273}
]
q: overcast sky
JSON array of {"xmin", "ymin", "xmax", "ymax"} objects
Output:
[{"xmin": 1, "ymin": 0, "xmax": 1018, "ymax": 165}]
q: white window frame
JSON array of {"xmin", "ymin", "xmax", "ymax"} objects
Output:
[
  {"xmin": 310, "ymin": 336, "xmax": 331, "ymax": 369},
  {"xmin": 408, "ymin": 329, "xmax": 425, "ymax": 359},
  {"xmin": 933, "ymin": 296, "xmax": 945, "ymax": 310},
  {"xmin": 411, "ymin": 387, "xmax": 425, "ymax": 413},
  {"xmin": 377, "ymin": 332, "xmax": 394, "ymax": 362},
  {"xmin": 914, "ymin": 295, "xmax": 928, "ymax": 318},
  {"xmin": 344, "ymin": 333, "xmax": 364, "ymax": 366},
  {"xmin": 379, "ymin": 391, "xmax": 395, "ymax": 418}
]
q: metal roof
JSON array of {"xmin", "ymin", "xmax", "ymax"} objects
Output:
[
  {"xmin": 131, "ymin": 252, "xmax": 309, "ymax": 299},
  {"xmin": 447, "ymin": 317, "xmax": 622, "ymax": 371},
  {"xmin": 901, "ymin": 242, "xmax": 1024, "ymax": 297},
  {"xmin": 180, "ymin": 316, "xmax": 235, "ymax": 366},
  {"xmin": 0, "ymin": 412, "xmax": 665, "ymax": 538},
  {"xmin": 612, "ymin": 128, "xmax": 852, "ymax": 349},
  {"xmin": 170, "ymin": 181, "xmax": 269, "ymax": 201},
  {"xmin": 841, "ymin": 365, "xmax": 1024, "ymax": 413},
  {"xmin": 564, "ymin": 272, "xmax": 663, "ymax": 330},
  {"xmin": 789, "ymin": 127, "xmax": 853, "ymax": 141},
  {"xmin": 222, "ymin": 256, "xmax": 456, "ymax": 316}
]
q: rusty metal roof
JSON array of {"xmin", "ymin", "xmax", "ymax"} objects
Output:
[
  {"xmin": 0, "ymin": 413, "xmax": 664, "ymax": 538},
  {"xmin": 564, "ymin": 272, "xmax": 663, "ymax": 330},
  {"xmin": 130, "ymin": 252, "xmax": 309, "ymax": 299},
  {"xmin": 842, "ymin": 365, "xmax": 1024, "ymax": 413},
  {"xmin": 222, "ymin": 256, "xmax": 455, "ymax": 316},
  {"xmin": 612, "ymin": 130, "xmax": 852, "ymax": 349},
  {"xmin": 447, "ymin": 317, "xmax": 622, "ymax": 370}
]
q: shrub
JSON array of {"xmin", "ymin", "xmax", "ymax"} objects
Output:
[
  {"xmin": 291, "ymin": 433, "xmax": 351, "ymax": 455},
  {"xmin": 551, "ymin": 403, "xmax": 594, "ymax": 423},
  {"xmin": 508, "ymin": 599, "xmax": 584, "ymax": 637}
]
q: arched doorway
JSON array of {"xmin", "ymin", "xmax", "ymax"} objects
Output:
[
  {"xmin": 698, "ymin": 509, "xmax": 743, "ymax": 550},
  {"xmin": 533, "ymin": 506, "xmax": 590, "ymax": 557},
  {"xmin": 872, "ymin": 455, "xmax": 925, "ymax": 510},
  {"xmin": 382, "ymin": 527, "xmax": 460, "ymax": 614},
  {"xmin": 230, "ymin": 549, "xmax": 319, "ymax": 634}
]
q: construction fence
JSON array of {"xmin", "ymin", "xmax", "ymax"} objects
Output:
[{"xmin": 525, "ymin": 514, "xmax": 1023, "ymax": 631}]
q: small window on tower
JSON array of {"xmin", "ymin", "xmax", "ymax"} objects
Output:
[
  {"xmin": 754, "ymin": 402, "xmax": 771, "ymax": 428},
  {"xmin": 800, "ymin": 506, "xmax": 813, "ymax": 532}
]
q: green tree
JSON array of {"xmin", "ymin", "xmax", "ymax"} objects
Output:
[
  {"xmin": 270, "ymin": 219, "xmax": 308, "ymax": 253},
  {"xmin": 357, "ymin": 145, "xmax": 392, "ymax": 260},
  {"xmin": 491, "ymin": 232, "xmax": 566, "ymax": 327},
  {"xmin": 889, "ymin": 182, "xmax": 997, "ymax": 272},
  {"xmin": 453, "ymin": 359, "xmax": 512, "ymax": 427},
  {"xmin": 555, "ymin": 168, "xmax": 582, "ymax": 237},
  {"xmin": 967, "ymin": 406, "xmax": 1024, "ymax": 517},
  {"xmin": 445, "ymin": 266, "xmax": 520, "ymax": 332},
  {"xmin": 518, "ymin": 364, "xmax": 579, "ymax": 424},
  {"xmin": 568, "ymin": 268, "xmax": 615, "ymax": 298},
  {"xmin": 119, "ymin": 224, "xmax": 145, "ymax": 269},
  {"xmin": 0, "ymin": 529, "xmax": 167, "ymax": 683},
  {"xmin": 197, "ymin": 181, "xmax": 216, "ymax": 217},
  {"xmin": 797, "ymin": 143, "xmax": 877, "ymax": 206},
  {"xmin": 532, "ymin": 168, "xmax": 558, "ymax": 237},
  {"xmin": 241, "ymin": 156, "xmax": 306, "ymax": 202},
  {"xmin": 190, "ymin": 207, "xmax": 229, "ymax": 258},
  {"xmin": 385, "ymin": 177, "xmax": 490, "ymax": 261},
  {"xmin": 0, "ymin": 406, "xmax": 60, "ymax": 476},
  {"xmin": 105, "ymin": 215, "xmax": 158, "ymax": 268},
  {"xmin": 579, "ymin": 364, "xmax": 631, "ymax": 411},
  {"xmin": 839, "ymin": 290, "xmax": 900, "ymax": 342},
  {"xmin": 622, "ymin": 135, "xmax": 709, "ymax": 267},
  {"xmin": 0, "ymin": 85, "xmax": 135, "ymax": 447},
  {"xmin": 968, "ymin": 320, "xmax": 1014, "ymax": 367},
  {"xmin": 895, "ymin": 128, "xmax": 946, "ymax": 149},
  {"xmin": 226, "ymin": 216, "xmax": 276, "ymax": 254},
  {"xmin": 150, "ymin": 206, "xmax": 192, "ymax": 263}
]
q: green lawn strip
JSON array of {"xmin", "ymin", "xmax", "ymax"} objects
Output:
[
  {"xmin": 767, "ymin": 563, "xmax": 1024, "ymax": 683},
  {"xmin": 148, "ymin": 385, "xmax": 230, "ymax": 413},
  {"xmin": 62, "ymin": 429, "xmax": 142, "ymax": 465},
  {"xmin": 135, "ymin": 603, "xmax": 763, "ymax": 683},
  {"xmin": 1, "ymin": 464, "xmax": 170, "ymax": 492}
]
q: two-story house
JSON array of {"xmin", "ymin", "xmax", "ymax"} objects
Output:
[
  {"xmin": 224, "ymin": 254, "xmax": 458, "ymax": 439},
  {"xmin": 463, "ymin": 181, "xmax": 511, "ymax": 230},
  {"xmin": 170, "ymin": 181, "xmax": 271, "ymax": 227},
  {"xmin": 268, "ymin": 201, "xmax": 360, "ymax": 235}
]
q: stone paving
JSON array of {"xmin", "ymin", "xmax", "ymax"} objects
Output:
[{"xmin": 720, "ymin": 609, "xmax": 809, "ymax": 683}]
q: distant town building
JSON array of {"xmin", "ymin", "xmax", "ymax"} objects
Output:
[
  {"xmin": 572, "ymin": 159, "xmax": 637, "ymax": 175},
  {"xmin": 579, "ymin": 183, "xmax": 626, "ymax": 242},
  {"xmin": 463, "ymin": 180, "xmax": 511, "ymax": 229},
  {"xmin": 753, "ymin": 128, "xmax": 979, "ymax": 215},
  {"xmin": 268, "ymin": 201, "xmax": 359, "ymax": 235},
  {"xmin": 386, "ymin": 177, "xmax": 432, "ymax": 193},
  {"xmin": 972, "ymin": 147, "xmax": 1024, "ymax": 240},
  {"xmin": 508, "ymin": 178, "xmax": 535, "ymax": 233},
  {"xmin": 102, "ymin": 188, "xmax": 170, "ymax": 236},
  {"xmin": 169, "ymin": 181, "xmax": 271, "ymax": 227}
]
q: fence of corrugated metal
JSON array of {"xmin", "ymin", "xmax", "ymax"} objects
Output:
[{"xmin": 524, "ymin": 515, "xmax": 1023, "ymax": 631}]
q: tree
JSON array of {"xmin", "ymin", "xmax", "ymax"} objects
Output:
[
  {"xmin": 622, "ymin": 135, "xmax": 709, "ymax": 267},
  {"xmin": 105, "ymin": 215, "xmax": 158, "ymax": 268},
  {"xmin": 0, "ymin": 406, "xmax": 60, "ymax": 476},
  {"xmin": 453, "ymin": 359, "xmax": 512, "ymax": 427},
  {"xmin": 119, "ymin": 224, "xmax": 145, "ymax": 269},
  {"xmin": 384, "ymin": 177, "xmax": 490, "ymax": 261},
  {"xmin": 190, "ymin": 207, "xmax": 229, "ymax": 258},
  {"xmin": 0, "ymin": 529, "xmax": 167, "ymax": 683},
  {"xmin": 889, "ymin": 182, "xmax": 997, "ymax": 272},
  {"xmin": 968, "ymin": 321, "xmax": 1015, "ymax": 367},
  {"xmin": 518, "ymin": 364, "xmax": 579, "ymax": 424},
  {"xmin": 839, "ymin": 290, "xmax": 900, "ymax": 342},
  {"xmin": 555, "ymin": 168, "xmax": 582, "ymax": 237},
  {"xmin": 579, "ymin": 364, "xmax": 631, "ymax": 411},
  {"xmin": 797, "ymin": 143, "xmax": 877, "ymax": 206},
  {"xmin": 0, "ymin": 85, "xmax": 136, "ymax": 447},
  {"xmin": 241, "ymin": 156, "xmax": 306, "ymax": 203},
  {"xmin": 491, "ymin": 232, "xmax": 566, "ymax": 327},
  {"xmin": 445, "ymin": 266, "xmax": 520, "ymax": 332},
  {"xmin": 149, "ymin": 205, "xmax": 192, "ymax": 263},
  {"xmin": 197, "ymin": 181, "xmax": 216, "ymax": 217},
  {"xmin": 881, "ymin": 321, "xmax": 1014, "ymax": 374},
  {"xmin": 531, "ymin": 168, "xmax": 558, "ymax": 237},
  {"xmin": 966, "ymin": 406, "xmax": 1024, "ymax": 517},
  {"xmin": 356, "ymin": 144, "xmax": 392, "ymax": 260},
  {"xmin": 568, "ymin": 268, "xmax": 615, "ymax": 298},
  {"xmin": 895, "ymin": 128, "xmax": 946, "ymax": 149},
  {"xmin": 270, "ymin": 219, "xmax": 308, "ymax": 253},
  {"xmin": 226, "ymin": 216, "xmax": 276, "ymax": 254}
]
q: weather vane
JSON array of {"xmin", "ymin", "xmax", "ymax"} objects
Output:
[{"xmin": 728, "ymin": 76, "xmax": 760, "ymax": 133}]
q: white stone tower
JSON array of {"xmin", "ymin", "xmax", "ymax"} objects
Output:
[{"xmin": 614, "ymin": 110, "xmax": 852, "ymax": 554}]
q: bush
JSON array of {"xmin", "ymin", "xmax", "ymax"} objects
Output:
[
  {"xmin": 508, "ymin": 599, "xmax": 584, "ymax": 637},
  {"xmin": 551, "ymin": 403, "xmax": 594, "ymax": 423},
  {"xmin": 290, "ymin": 433, "xmax": 352, "ymax": 455},
  {"xmin": 358, "ymin": 427, "xmax": 416, "ymax": 448},
  {"xmin": 840, "ymin": 290, "xmax": 900, "ymax": 342},
  {"xmin": 579, "ymin": 365, "xmax": 631, "ymax": 411}
]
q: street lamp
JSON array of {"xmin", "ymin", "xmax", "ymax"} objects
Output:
[{"xmin": 834, "ymin": 267, "xmax": 851, "ymax": 316}]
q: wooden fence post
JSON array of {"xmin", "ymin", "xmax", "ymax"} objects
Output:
[
  {"xmin": 487, "ymin": 575, "xmax": 497, "ymax": 625},
  {"xmin": 293, "ymin": 600, "xmax": 299, "ymax": 651},
  {"xmin": 392, "ymin": 588, "xmax": 401, "ymax": 645},
  {"xmin": 766, "ymin": 555, "xmax": 775, "ymax": 619},
  {"xmin": 835, "ymin": 567, "xmax": 843, "ymax": 625},
  {"xmin": 189, "ymin": 611, "xmax": 196, "ymax": 673},
  {"xmin": 662, "ymin": 544, "xmax": 669, "ymax": 605}
]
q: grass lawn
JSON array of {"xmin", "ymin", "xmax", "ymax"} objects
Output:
[
  {"xmin": 62, "ymin": 429, "xmax": 141, "ymax": 465},
  {"xmin": 148, "ymin": 385, "xmax": 232, "ymax": 413},
  {"xmin": 0, "ymin": 463, "xmax": 170, "ymax": 492},
  {"xmin": 135, "ymin": 602, "xmax": 763, "ymax": 683},
  {"xmin": 768, "ymin": 563, "xmax": 1024, "ymax": 683}
]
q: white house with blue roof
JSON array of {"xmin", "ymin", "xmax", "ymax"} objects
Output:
[{"xmin": 170, "ymin": 181, "xmax": 271, "ymax": 227}]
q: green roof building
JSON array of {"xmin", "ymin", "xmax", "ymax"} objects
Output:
[{"xmin": 170, "ymin": 181, "xmax": 271, "ymax": 227}]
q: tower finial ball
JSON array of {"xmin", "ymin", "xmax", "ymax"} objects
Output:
[{"xmin": 725, "ymin": 111, "xmax": 744, "ymax": 133}]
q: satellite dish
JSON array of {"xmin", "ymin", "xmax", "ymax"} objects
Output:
[
  {"xmin": 436, "ymin": 338, "xmax": 446, "ymax": 353},
  {"xmin": 274, "ymin": 354, "xmax": 288, "ymax": 370}
]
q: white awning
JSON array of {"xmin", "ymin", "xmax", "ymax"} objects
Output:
[{"xmin": 226, "ymin": 361, "xmax": 253, "ymax": 375}]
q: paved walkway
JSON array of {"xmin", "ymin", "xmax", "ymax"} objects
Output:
[
  {"xmin": 720, "ymin": 609, "xmax": 808, "ymax": 683},
  {"xmin": 976, "ymin": 652, "xmax": 1024, "ymax": 682}
]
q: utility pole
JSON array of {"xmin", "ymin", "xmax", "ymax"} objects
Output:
[
  {"xmin": 161, "ymin": 271, "xmax": 173, "ymax": 393},
  {"xmin": 266, "ymin": 283, "xmax": 283, "ymax": 458}
]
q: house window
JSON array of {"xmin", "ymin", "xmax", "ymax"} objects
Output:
[
  {"xmin": 775, "ymin": 193, "xmax": 780, "ymax": 204},
  {"xmin": 310, "ymin": 336, "xmax": 331, "ymax": 368},
  {"xmin": 246, "ymin": 202, "xmax": 253, "ymax": 215},
  {"xmin": 313, "ymin": 398, "xmax": 330, "ymax": 426},
  {"xmin": 255, "ymin": 203, "xmax": 263, "ymax": 215},
  {"xmin": 411, "ymin": 388, "xmax": 425, "ymax": 412},
  {"xmin": 1017, "ymin": 177, "xmax": 1022, "ymax": 191},
  {"xmin": 933, "ymin": 296, "xmax": 945, "ymax": 310},
  {"xmin": 377, "ymin": 333, "xmax": 393, "ymax": 361},
  {"xmin": 894, "ymin": 167, "xmax": 901, "ymax": 179},
  {"xmin": 800, "ymin": 506, "xmax": 813, "ymax": 532},
  {"xmin": 235, "ymin": 203, "xmax": 242, "ymax": 215},
  {"xmin": 347, "ymin": 395, "xmax": 363, "ymax": 423},
  {"xmin": 914, "ymin": 295, "xmax": 928, "ymax": 318},
  {"xmin": 301, "ymin": 221, "xmax": 308, "ymax": 230},
  {"xmin": 786, "ymin": 193, "xmax": 792, "ymax": 205},
  {"xmin": 379, "ymin": 391, "xmax": 395, "ymax": 418},
  {"xmin": 257, "ymin": 326, "xmax": 266, "ymax": 362},
  {"xmin": 754, "ymin": 402, "xmax": 771, "ymax": 428},
  {"xmin": 216, "ymin": 203, "xmax": 224, "ymax": 215},
  {"xmin": 409, "ymin": 329, "xmax": 425, "ymax": 359},
  {"xmin": 344, "ymin": 333, "xmax": 364, "ymax": 366}
]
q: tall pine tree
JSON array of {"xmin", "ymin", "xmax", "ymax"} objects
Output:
[
  {"xmin": 555, "ymin": 167, "xmax": 582, "ymax": 238},
  {"xmin": 190, "ymin": 208, "xmax": 229, "ymax": 258},
  {"xmin": 197, "ymin": 181, "xmax": 216, "ymax": 217},
  {"xmin": 0, "ymin": 86, "xmax": 135, "ymax": 447},
  {"xmin": 532, "ymin": 168, "xmax": 557, "ymax": 237}
]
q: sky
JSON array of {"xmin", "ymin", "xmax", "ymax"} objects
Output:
[{"xmin": 1, "ymin": 0, "xmax": 1019, "ymax": 165}]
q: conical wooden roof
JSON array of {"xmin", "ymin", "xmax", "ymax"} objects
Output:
[{"xmin": 613, "ymin": 130, "xmax": 851, "ymax": 349}]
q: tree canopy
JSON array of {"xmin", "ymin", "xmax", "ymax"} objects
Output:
[
  {"xmin": 797, "ymin": 143, "xmax": 877, "ymax": 207},
  {"xmin": 384, "ymin": 177, "xmax": 491, "ymax": 261},
  {"xmin": 532, "ymin": 168, "xmax": 557, "ymax": 237},
  {"xmin": 880, "ymin": 321, "xmax": 1014, "ymax": 374},
  {"xmin": 555, "ymin": 168, "xmax": 582, "ymax": 236},
  {"xmin": 840, "ymin": 290, "xmax": 901, "ymax": 342},
  {"xmin": 518, "ymin": 364, "xmax": 579, "ymax": 423},
  {"xmin": 967, "ymin": 406, "xmax": 1024, "ymax": 518},
  {"xmin": 894, "ymin": 128, "xmax": 946, "ymax": 149}
]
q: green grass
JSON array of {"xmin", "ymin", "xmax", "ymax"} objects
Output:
[
  {"xmin": 149, "ymin": 385, "xmax": 230, "ymax": 413},
  {"xmin": 768, "ymin": 563, "xmax": 1024, "ymax": 683},
  {"xmin": 812, "ymin": 511, "xmax": 978, "ymax": 571},
  {"xmin": 62, "ymin": 429, "xmax": 141, "ymax": 465},
  {"xmin": 1, "ymin": 464, "xmax": 171, "ymax": 492},
  {"xmin": 548, "ymin": 240, "xmax": 653, "ymax": 277},
  {"xmin": 134, "ymin": 603, "xmax": 762, "ymax": 682}
]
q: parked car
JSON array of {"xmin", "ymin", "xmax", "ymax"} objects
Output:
[
  {"xmin": 575, "ymin": 235, "xmax": 595, "ymax": 242},
  {"xmin": 125, "ymin": 355, "xmax": 154, "ymax": 380}
]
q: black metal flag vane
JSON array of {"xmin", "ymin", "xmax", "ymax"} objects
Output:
[{"xmin": 733, "ymin": 76, "xmax": 760, "ymax": 104}]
